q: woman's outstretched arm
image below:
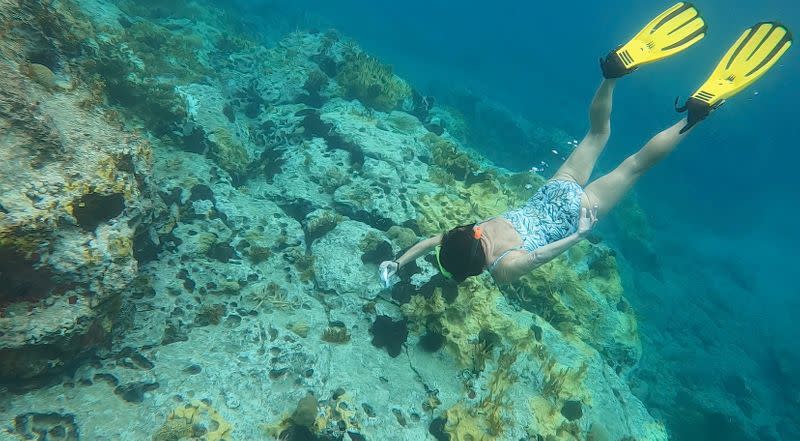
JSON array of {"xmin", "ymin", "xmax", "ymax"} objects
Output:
[
  {"xmin": 396, "ymin": 233, "xmax": 442, "ymax": 267},
  {"xmin": 379, "ymin": 233, "xmax": 442, "ymax": 287}
]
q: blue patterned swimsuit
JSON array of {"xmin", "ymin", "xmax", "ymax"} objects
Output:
[{"xmin": 486, "ymin": 180, "xmax": 584, "ymax": 272}]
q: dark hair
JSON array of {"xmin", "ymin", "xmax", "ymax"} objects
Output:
[{"xmin": 438, "ymin": 223, "xmax": 486, "ymax": 282}]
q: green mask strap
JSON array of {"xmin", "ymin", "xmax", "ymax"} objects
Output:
[{"xmin": 435, "ymin": 244, "xmax": 454, "ymax": 279}]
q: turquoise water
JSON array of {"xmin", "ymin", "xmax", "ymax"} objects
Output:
[{"xmin": 0, "ymin": 1, "xmax": 797, "ymax": 440}]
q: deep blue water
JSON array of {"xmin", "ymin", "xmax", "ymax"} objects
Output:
[{"xmin": 243, "ymin": 0, "xmax": 800, "ymax": 438}]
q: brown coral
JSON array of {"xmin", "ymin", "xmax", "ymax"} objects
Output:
[
  {"xmin": 336, "ymin": 49, "xmax": 412, "ymax": 112},
  {"xmin": 22, "ymin": 63, "xmax": 59, "ymax": 90},
  {"xmin": 321, "ymin": 321, "xmax": 350, "ymax": 343}
]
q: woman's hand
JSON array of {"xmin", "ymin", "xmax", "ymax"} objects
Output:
[
  {"xmin": 577, "ymin": 204, "xmax": 599, "ymax": 237},
  {"xmin": 379, "ymin": 260, "xmax": 399, "ymax": 288}
]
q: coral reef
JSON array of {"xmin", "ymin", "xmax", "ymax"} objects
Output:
[
  {"xmin": 83, "ymin": 35, "xmax": 189, "ymax": 137},
  {"xmin": 507, "ymin": 242, "xmax": 642, "ymax": 373},
  {"xmin": 0, "ymin": 0, "xmax": 155, "ymax": 382}
]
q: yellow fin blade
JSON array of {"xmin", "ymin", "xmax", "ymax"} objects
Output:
[
  {"xmin": 616, "ymin": 2, "xmax": 706, "ymax": 69},
  {"xmin": 693, "ymin": 22, "xmax": 792, "ymax": 105}
]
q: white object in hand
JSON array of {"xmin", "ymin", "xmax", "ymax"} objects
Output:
[
  {"xmin": 381, "ymin": 266, "xmax": 390, "ymax": 288},
  {"xmin": 379, "ymin": 260, "xmax": 399, "ymax": 289}
]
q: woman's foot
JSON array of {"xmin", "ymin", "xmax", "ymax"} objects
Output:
[
  {"xmin": 601, "ymin": 2, "xmax": 706, "ymax": 78},
  {"xmin": 676, "ymin": 21, "xmax": 792, "ymax": 133}
]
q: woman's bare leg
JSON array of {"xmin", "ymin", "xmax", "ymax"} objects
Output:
[
  {"xmin": 583, "ymin": 119, "xmax": 691, "ymax": 217},
  {"xmin": 551, "ymin": 78, "xmax": 617, "ymax": 186}
]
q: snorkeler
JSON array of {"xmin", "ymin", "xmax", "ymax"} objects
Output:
[{"xmin": 379, "ymin": 2, "xmax": 792, "ymax": 286}]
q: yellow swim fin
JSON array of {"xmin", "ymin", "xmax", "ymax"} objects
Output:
[
  {"xmin": 677, "ymin": 22, "xmax": 793, "ymax": 133},
  {"xmin": 602, "ymin": 2, "xmax": 707, "ymax": 78}
]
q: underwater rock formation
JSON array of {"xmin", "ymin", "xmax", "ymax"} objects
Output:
[{"xmin": 0, "ymin": 0, "xmax": 156, "ymax": 382}]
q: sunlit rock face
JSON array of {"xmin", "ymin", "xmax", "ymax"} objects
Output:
[{"xmin": 0, "ymin": 0, "xmax": 156, "ymax": 381}]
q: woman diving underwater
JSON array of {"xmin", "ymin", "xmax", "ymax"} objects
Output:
[{"xmin": 379, "ymin": 3, "xmax": 792, "ymax": 285}]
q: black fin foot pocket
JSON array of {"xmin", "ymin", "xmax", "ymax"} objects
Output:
[
  {"xmin": 600, "ymin": 50, "xmax": 633, "ymax": 79},
  {"xmin": 675, "ymin": 96, "xmax": 715, "ymax": 134}
]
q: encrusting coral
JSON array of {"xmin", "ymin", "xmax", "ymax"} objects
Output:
[
  {"xmin": 21, "ymin": 62, "xmax": 64, "ymax": 91},
  {"xmin": 152, "ymin": 400, "xmax": 233, "ymax": 441},
  {"xmin": 336, "ymin": 47, "xmax": 412, "ymax": 112},
  {"xmin": 208, "ymin": 128, "xmax": 251, "ymax": 179},
  {"xmin": 424, "ymin": 132, "xmax": 480, "ymax": 181}
]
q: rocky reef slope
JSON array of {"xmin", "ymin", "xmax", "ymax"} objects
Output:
[
  {"xmin": 0, "ymin": 0, "xmax": 156, "ymax": 382},
  {"xmin": 0, "ymin": 1, "xmax": 664, "ymax": 440}
]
